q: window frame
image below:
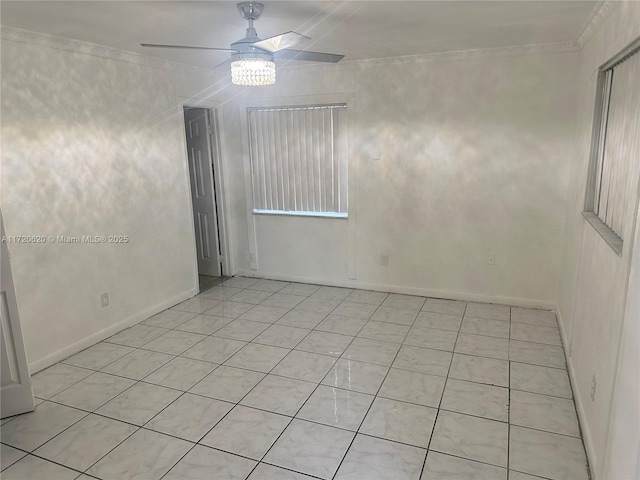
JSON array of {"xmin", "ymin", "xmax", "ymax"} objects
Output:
[
  {"xmin": 583, "ymin": 37, "xmax": 640, "ymax": 256},
  {"xmin": 242, "ymin": 96, "xmax": 353, "ymax": 220}
]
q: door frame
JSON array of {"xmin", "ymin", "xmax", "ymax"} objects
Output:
[{"xmin": 179, "ymin": 99, "xmax": 233, "ymax": 289}]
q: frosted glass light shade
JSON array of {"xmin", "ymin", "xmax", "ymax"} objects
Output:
[{"xmin": 231, "ymin": 59, "xmax": 276, "ymax": 86}]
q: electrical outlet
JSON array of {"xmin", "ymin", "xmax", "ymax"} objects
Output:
[
  {"xmin": 488, "ymin": 254, "xmax": 496, "ymax": 266},
  {"xmin": 101, "ymin": 292, "xmax": 110, "ymax": 308},
  {"xmin": 380, "ymin": 254, "xmax": 389, "ymax": 266},
  {"xmin": 590, "ymin": 375, "xmax": 597, "ymax": 401}
]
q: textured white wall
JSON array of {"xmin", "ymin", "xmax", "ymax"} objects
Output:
[
  {"xmin": 0, "ymin": 38, "xmax": 219, "ymax": 371},
  {"xmin": 219, "ymin": 49, "xmax": 580, "ymax": 306},
  {"xmin": 604, "ymin": 206, "xmax": 640, "ymax": 480},
  {"xmin": 556, "ymin": 3, "xmax": 640, "ymax": 478}
]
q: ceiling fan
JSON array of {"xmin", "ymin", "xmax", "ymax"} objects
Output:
[{"xmin": 141, "ymin": 2, "xmax": 344, "ymax": 86}]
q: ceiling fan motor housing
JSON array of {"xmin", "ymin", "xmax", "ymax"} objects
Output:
[
  {"xmin": 230, "ymin": 26, "xmax": 274, "ymax": 63},
  {"xmin": 237, "ymin": 2, "xmax": 264, "ymax": 21},
  {"xmin": 231, "ymin": 2, "xmax": 273, "ymax": 63}
]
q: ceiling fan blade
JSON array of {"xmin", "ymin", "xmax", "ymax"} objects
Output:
[
  {"xmin": 275, "ymin": 49, "xmax": 344, "ymax": 63},
  {"xmin": 212, "ymin": 57, "xmax": 232, "ymax": 72},
  {"xmin": 252, "ymin": 31, "xmax": 309, "ymax": 52},
  {"xmin": 140, "ymin": 43, "xmax": 237, "ymax": 52}
]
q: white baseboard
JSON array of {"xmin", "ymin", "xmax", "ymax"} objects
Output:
[
  {"xmin": 556, "ymin": 304, "xmax": 598, "ymax": 479},
  {"xmin": 234, "ymin": 269, "xmax": 556, "ymax": 310},
  {"xmin": 28, "ymin": 287, "xmax": 197, "ymax": 374}
]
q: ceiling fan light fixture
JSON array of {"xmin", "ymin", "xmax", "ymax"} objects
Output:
[
  {"xmin": 231, "ymin": 57, "xmax": 275, "ymax": 86},
  {"xmin": 141, "ymin": 2, "xmax": 342, "ymax": 87}
]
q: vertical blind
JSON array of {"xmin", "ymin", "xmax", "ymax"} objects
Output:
[
  {"xmin": 593, "ymin": 47, "xmax": 640, "ymax": 238},
  {"xmin": 248, "ymin": 104, "xmax": 348, "ymax": 217}
]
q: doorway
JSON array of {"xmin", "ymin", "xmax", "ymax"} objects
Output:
[{"xmin": 183, "ymin": 107, "xmax": 226, "ymax": 287}]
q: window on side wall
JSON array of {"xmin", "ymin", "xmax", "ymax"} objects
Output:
[
  {"xmin": 247, "ymin": 104, "xmax": 348, "ymax": 218},
  {"xmin": 584, "ymin": 37, "xmax": 640, "ymax": 255}
]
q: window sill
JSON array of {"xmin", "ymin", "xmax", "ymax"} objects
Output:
[
  {"xmin": 582, "ymin": 211, "xmax": 623, "ymax": 256},
  {"xmin": 253, "ymin": 209, "xmax": 348, "ymax": 219}
]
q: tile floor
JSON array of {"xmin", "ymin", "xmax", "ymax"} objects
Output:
[
  {"xmin": 0, "ymin": 277, "xmax": 590, "ymax": 480},
  {"xmin": 199, "ymin": 275, "xmax": 227, "ymax": 291}
]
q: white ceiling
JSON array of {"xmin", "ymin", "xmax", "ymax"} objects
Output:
[{"xmin": 1, "ymin": 1, "xmax": 599, "ymax": 69}]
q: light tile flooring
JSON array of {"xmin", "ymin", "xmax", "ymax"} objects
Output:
[{"xmin": 0, "ymin": 278, "xmax": 590, "ymax": 480}]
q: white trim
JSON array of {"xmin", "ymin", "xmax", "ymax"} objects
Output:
[
  {"xmin": 346, "ymin": 94, "xmax": 357, "ymax": 280},
  {"xmin": 253, "ymin": 210, "xmax": 348, "ymax": 219},
  {"xmin": 178, "ymin": 105, "xmax": 203, "ymax": 291},
  {"xmin": 235, "ymin": 268, "xmax": 556, "ymax": 310},
  {"xmin": 582, "ymin": 212, "xmax": 623, "ymax": 256},
  {"xmin": 177, "ymin": 95, "xmax": 220, "ymax": 110},
  {"xmin": 279, "ymin": 41, "xmax": 581, "ymax": 77},
  {"xmin": 215, "ymin": 107, "xmax": 236, "ymax": 276},
  {"xmin": 239, "ymin": 98, "xmax": 260, "ymax": 271},
  {"xmin": 28, "ymin": 287, "xmax": 197, "ymax": 374},
  {"xmin": 576, "ymin": 1, "xmax": 619, "ymax": 48},
  {"xmin": 0, "ymin": 26, "xmax": 223, "ymax": 76},
  {"xmin": 209, "ymin": 109, "xmax": 233, "ymax": 277},
  {"xmin": 2, "ymin": 25, "xmax": 583, "ymax": 82}
]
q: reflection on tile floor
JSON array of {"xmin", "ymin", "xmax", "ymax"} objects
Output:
[{"xmin": 0, "ymin": 278, "xmax": 590, "ymax": 480}]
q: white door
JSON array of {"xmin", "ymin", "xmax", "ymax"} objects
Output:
[
  {"xmin": 184, "ymin": 108, "xmax": 222, "ymax": 277},
  {"xmin": 1, "ymin": 212, "xmax": 35, "ymax": 418}
]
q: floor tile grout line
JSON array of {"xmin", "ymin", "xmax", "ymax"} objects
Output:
[
  {"xmin": 215, "ymin": 308, "xmax": 332, "ymax": 374},
  {"xmin": 426, "ymin": 448, "xmax": 514, "ymax": 471},
  {"xmin": 62, "ymin": 343, "xmax": 150, "ymax": 371},
  {"xmin": 135, "ymin": 348, "xmax": 277, "ymax": 480},
  {"xmin": 328, "ymin": 309, "xmax": 418, "ymax": 480},
  {"xmin": 249, "ymin": 460, "xmax": 325, "ymax": 479},
  {"xmin": 9, "ymin": 450, "xmax": 87, "ymax": 478},
  {"xmin": 25, "ymin": 376, "xmax": 183, "ymax": 475},
  {"xmin": 504, "ymin": 422, "xmax": 584, "ymax": 440},
  {"xmin": 434, "ymin": 405, "xmax": 508, "ymax": 425},
  {"xmin": 31, "ymin": 356, "xmax": 211, "ymax": 475},
  {"xmin": 153, "ymin": 434, "xmax": 199, "ymax": 480},
  {"xmin": 508, "ymin": 337, "xmax": 565, "ymax": 348},
  {"xmin": 40, "ymin": 326, "xmax": 569, "ymax": 407},
  {"xmin": 66, "ymin": 418, "xmax": 142, "ymax": 476},
  {"xmin": 167, "ymin": 293, "xmax": 359, "ymax": 477},
  {"xmin": 141, "ymin": 309, "xmax": 199, "ymax": 329},
  {"xmin": 19, "ymin": 279, "xmax": 580, "ymax": 479},
  {"xmin": 0, "ymin": 404, "xmax": 92, "ymax": 455},
  {"xmin": 240, "ymin": 298, "xmax": 380, "ymax": 478},
  {"xmin": 16, "ymin": 404, "xmax": 134, "ymax": 476},
  {"xmin": 507, "ymin": 307, "xmax": 512, "ymax": 476},
  {"xmin": 508, "ymin": 466, "xmax": 556, "ymax": 479},
  {"xmin": 26, "ymin": 363, "xmax": 97, "ymax": 405},
  {"xmin": 247, "ymin": 299, "xmax": 373, "ymax": 476},
  {"xmin": 218, "ymin": 293, "xmax": 358, "ymax": 477},
  {"xmin": 417, "ymin": 298, "xmax": 469, "ymax": 480},
  {"xmin": 48, "ymin": 346, "xmax": 574, "ymax": 407},
  {"xmin": 44, "ymin": 365, "xmax": 576, "ymax": 443},
  {"xmin": 31, "ymin": 367, "xmax": 137, "ymax": 411},
  {"xmin": 100, "ymin": 348, "xmax": 177, "ymax": 384}
]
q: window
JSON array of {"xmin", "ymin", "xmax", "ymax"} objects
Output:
[
  {"xmin": 584, "ymin": 38, "xmax": 640, "ymax": 254},
  {"xmin": 247, "ymin": 104, "xmax": 348, "ymax": 218}
]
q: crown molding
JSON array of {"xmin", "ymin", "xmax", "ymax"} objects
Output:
[
  {"xmin": 280, "ymin": 40, "xmax": 581, "ymax": 75},
  {"xmin": 575, "ymin": 1, "xmax": 619, "ymax": 48},
  {"xmin": 0, "ymin": 25, "xmax": 223, "ymax": 77},
  {"xmin": 2, "ymin": 23, "xmax": 584, "ymax": 80}
]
